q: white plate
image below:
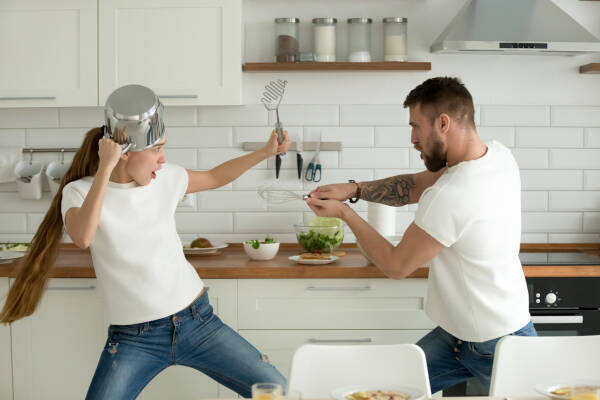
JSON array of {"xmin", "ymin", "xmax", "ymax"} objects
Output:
[
  {"xmin": 183, "ymin": 243, "xmax": 228, "ymax": 254},
  {"xmin": 535, "ymin": 382, "xmax": 600, "ymax": 399},
  {"xmin": 331, "ymin": 384, "xmax": 425, "ymax": 400},
  {"xmin": 0, "ymin": 251, "xmax": 25, "ymax": 264},
  {"xmin": 289, "ymin": 255, "xmax": 339, "ymax": 265}
]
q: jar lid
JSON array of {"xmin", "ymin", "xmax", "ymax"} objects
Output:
[
  {"xmin": 383, "ymin": 17, "xmax": 408, "ymax": 23},
  {"xmin": 347, "ymin": 17, "xmax": 373, "ymax": 24},
  {"xmin": 312, "ymin": 18, "xmax": 338, "ymax": 24},
  {"xmin": 275, "ymin": 18, "xmax": 300, "ymax": 23}
]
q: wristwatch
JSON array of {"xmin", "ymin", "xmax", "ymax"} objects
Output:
[{"xmin": 348, "ymin": 179, "xmax": 360, "ymax": 203}]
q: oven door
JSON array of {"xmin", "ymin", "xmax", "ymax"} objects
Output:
[{"xmin": 530, "ymin": 309, "xmax": 600, "ymax": 336}]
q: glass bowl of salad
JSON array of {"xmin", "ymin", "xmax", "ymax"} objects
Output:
[{"xmin": 294, "ymin": 217, "xmax": 344, "ymax": 254}]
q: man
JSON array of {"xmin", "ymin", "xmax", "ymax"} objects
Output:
[{"xmin": 306, "ymin": 77, "xmax": 536, "ymax": 394}]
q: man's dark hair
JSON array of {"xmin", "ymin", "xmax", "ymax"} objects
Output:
[{"xmin": 403, "ymin": 77, "xmax": 475, "ymax": 127}]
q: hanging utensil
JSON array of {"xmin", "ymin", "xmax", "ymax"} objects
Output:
[
  {"xmin": 296, "ymin": 132, "xmax": 303, "ymax": 180},
  {"xmin": 305, "ymin": 135, "xmax": 322, "ymax": 182},
  {"xmin": 258, "ymin": 185, "xmax": 309, "ymax": 204},
  {"xmin": 260, "ymin": 79, "xmax": 288, "ymax": 179}
]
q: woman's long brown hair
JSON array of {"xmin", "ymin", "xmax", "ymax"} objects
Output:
[{"xmin": 0, "ymin": 127, "xmax": 103, "ymax": 324}]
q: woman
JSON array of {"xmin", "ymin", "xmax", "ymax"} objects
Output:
[{"xmin": 0, "ymin": 85, "xmax": 289, "ymax": 399}]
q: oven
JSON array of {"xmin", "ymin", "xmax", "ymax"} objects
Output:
[{"xmin": 443, "ymin": 272, "xmax": 600, "ymax": 396}]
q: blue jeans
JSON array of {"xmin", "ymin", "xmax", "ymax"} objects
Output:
[
  {"xmin": 86, "ymin": 290, "xmax": 286, "ymax": 399},
  {"xmin": 416, "ymin": 320, "xmax": 537, "ymax": 394}
]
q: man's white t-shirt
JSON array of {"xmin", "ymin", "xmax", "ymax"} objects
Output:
[
  {"xmin": 414, "ymin": 141, "xmax": 530, "ymax": 342},
  {"xmin": 61, "ymin": 163, "xmax": 204, "ymax": 325}
]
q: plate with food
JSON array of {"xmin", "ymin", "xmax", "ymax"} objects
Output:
[
  {"xmin": 535, "ymin": 383, "xmax": 600, "ymax": 400},
  {"xmin": 0, "ymin": 242, "xmax": 30, "ymax": 252},
  {"xmin": 183, "ymin": 237, "xmax": 228, "ymax": 254},
  {"xmin": 331, "ymin": 385, "xmax": 425, "ymax": 400},
  {"xmin": 289, "ymin": 254, "xmax": 339, "ymax": 265},
  {"xmin": 0, "ymin": 250, "xmax": 26, "ymax": 264}
]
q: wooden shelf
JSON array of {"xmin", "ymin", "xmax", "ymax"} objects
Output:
[
  {"xmin": 579, "ymin": 63, "xmax": 600, "ymax": 74},
  {"xmin": 242, "ymin": 61, "xmax": 431, "ymax": 72}
]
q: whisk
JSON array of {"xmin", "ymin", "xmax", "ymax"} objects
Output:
[
  {"xmin": 260, "ymin": 80, "xmax": 288, "ymax": 179},
  {"xmin": 257, "ymin": 185, "xmax": 309, "ymax": 204}
]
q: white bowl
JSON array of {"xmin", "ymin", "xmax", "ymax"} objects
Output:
[
  {"xmin": 243, "ymin": 242, "xmax": 280, "ymax": 261},
  {"xmin": 357, "ymin": 235, "xmax": 402, "ymax": 262}
]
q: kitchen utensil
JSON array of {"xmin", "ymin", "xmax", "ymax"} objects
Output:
[
  {"xmin": 288, "ymin": 254, "xmax": 339, "ymax": 265},
  {"xmin": 46, "ymin": 149, "xmax": 70, "ymax": 197},
  {"xmin": 243, "ymin": 241, "xmax": 280, "ymax": 260},
  {"xmin": 331, "ymin": 384, "xmax": 425, "ymax": 400},
  {"xmin": 296, "ymin": 132, "xmax": 303, "ymax": 179},
  {"xmin": 104, "ymin": 84, "xmax": 165, "ymax": 153},
  {"xmin": 0, "ymin": 250, "xmax": 26, "ymax": 264},
  {"xmin": 183, "ymin": 242, "xmax": 228, "ymax": 254},
  {"xmin": 260, "ymin": 79, "xmax": 288, "ymax": 178},
  {"xmin": 257, "ymin": 185, "xmax": 309, "ymax": 204},
  {"xmin": 295, "ymin": 223, "xmax": 344, "ymax": 253},
  {"xmin": 305, "ymin": 135, "xmax": 322, "ymax": 182},
  {"xmin": 535, "ymin": 383, "xmax": 600, "ymax": 400}
]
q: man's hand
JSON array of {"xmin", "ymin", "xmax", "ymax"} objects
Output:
[
  {"xmin": 309, "ymin": 182, "xmax": 357, "ymax": 202},
  {"xmin": 305, "ymin": 197, "xmax": 349, "ymax": 219}
]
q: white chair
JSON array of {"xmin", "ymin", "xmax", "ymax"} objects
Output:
[
  {"xmin": 287, "ymin": 344, "xmax": 431, "ymax": 399},
  {"xmin": 490, "ymin": 335, "xmax": 600, "ymax": 397}
]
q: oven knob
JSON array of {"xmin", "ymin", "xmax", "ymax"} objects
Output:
[{"xmin": 545, "ymin": 293, "xmax": 557, "ymax": 304}]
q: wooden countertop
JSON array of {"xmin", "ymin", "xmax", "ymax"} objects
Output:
[{"xmin": 1, "ymin": 243, "xmax": 599, "ymax": 279}]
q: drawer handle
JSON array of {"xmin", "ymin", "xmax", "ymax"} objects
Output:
[
  {"xmin": 306, "ymin": 285, "xmax": 371, "ymax": 291},
  {"xmin": 307, "ymin": 338, "xmax": 372, "ymax": 344},
  {"xmin": 47, "ymin": 285, "xmax": 96, "ymax": 291},
  {"xmin": 158, "ymin": 95, "xmax": 199, "ymax": 99},
  {"xmin": 0, "ymin": 96, "xmax": 56, "ymax": 100}
]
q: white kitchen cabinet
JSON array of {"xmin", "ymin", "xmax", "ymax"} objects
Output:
[
  {"xmin": 238, "ymin": 279, "xmax": 436, "ymax": 330},
  {"xmin": 0, "ymin": 278, "xmax": 13, "ymax": 400},
  {"xmin": 99, "ymin": 0, "xmax": 242, "ymax": 106},
  {"xmin": 11, "ymin": 278, "xmax": 106, "ymax": 400},
  {"xmin": 140, "ymin": 279, "xmax": 238, "ymax": 399},
  {"xmin": 240, "ymin": 329, "xmax": 431, "ymax": 379},
  {"xmin": 0, "ymin": 0, "xmax": 97, "ymax": 108}
]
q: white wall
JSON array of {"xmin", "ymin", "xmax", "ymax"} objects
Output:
[{"xmin": 1, "ymin": 0, "xmax": 599, "ymax": 244}]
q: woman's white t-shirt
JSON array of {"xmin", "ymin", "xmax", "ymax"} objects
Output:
[
  {"xmin": 414, "ymin": 141, "xmax": 530, "ymax": 342},
  {"xmin": 61, "ymin": 163, "xmax": 204, "ymax": 325}
]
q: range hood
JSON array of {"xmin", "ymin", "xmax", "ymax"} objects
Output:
[{"xmin": 431, "ymin": 0, "xmax": 600, "ymax": 56}]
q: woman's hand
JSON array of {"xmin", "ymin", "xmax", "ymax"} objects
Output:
[
  {"xmin": 97, "ymin": 137, "xmax": 122, "ymax": 172},
  {"xmin": 262, "ymin": 130, "xmax": 291, "ymax": 157}
]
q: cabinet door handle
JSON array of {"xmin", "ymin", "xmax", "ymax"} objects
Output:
[
  {"xmin": 306, "ymin": 285, "xmax": 371, "ymax": 291},
  {"xmin": 531, "ymin": 315, "xmax": 583, "ymax": 324},
  {"xmin": 47, "ymin": 285, "xmax": 96, "ymax": 291},
  {"xmin": 158, "ymin": 95, "xmax": 198, "ymax": 99},
  {"xmin": 307, "ymin": 338, "xmax": 372, "ymax": 344},
  {"xmin": 0, "ymin": 96, "xmax": 56, "ymax": 100}
]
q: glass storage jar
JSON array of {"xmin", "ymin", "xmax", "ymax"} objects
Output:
[
  {"xmin": 275, "ymin": 18, "xmax": 300, "ymax": 63},
  {"xmin": 312, "ymin": 18, "xmax": 337, "ymax": 62},
  {"xmin": 383, "ymin": 17, "xmax": 408, "ymax": 61},
  {"xmin": 347, "ymin": 18, "xmax": 372, "ymax": 62}
]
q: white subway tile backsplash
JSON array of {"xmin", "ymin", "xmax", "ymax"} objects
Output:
[
  {"xmin": 0, "ymin": 193, "xmax": 52, "ymax": 212},
  {"xmin": 396, "ymin": 212, "xmax": 415, "ymax": 233},
  {"xmin": 58, "ymin": 107, "xmax": 103, "ymax": 128},
  {"xmin": 522, "ymin": 212, "xmax": 581, "ymax": 232},
  {"xmin": 550, "ymin": 191, "xmax": 600, "ymax": 211},
  {"xmin": 521, "ymin": 192, "xmax": 548, "ymax": 211},
  {"xmin": 583, "ymin": 212, "xmax": 600, "ymax": 233},
  {"xmin": 0, "ymin": 182, "xmax": 17, "ymax": 192},
  {"xmin": 521, "ymin": 233, "xmax": 548, "ymax": 243},
  {"xmin": 198, "ymin": 105, "xmax": 267, "ymax": 126},
  {"xmin": 269, "ymin": 150, "xmax": 338, "ymax": 170},
  {"xmin": 0, "ymin": 130, "xmax": 26, "ymax": 147},
  {"xmin": 0, "ymin": 234, "xmax": 34, "ymax": 243},
  {"xmin": 235, "ymin": 212, "xmax": 303, "ymax": 233},
  {"xmin": 516, "ymin": 127, "xmax": 584, "ymax": 148},
  {"xmin": 512, "ymin": 149, "xmax": 549, "ymax": 169},
  {"xmin": 198, "ymin": 149, "xmax": 266, "ymax": 170},
  {"xmin": 341, "ymin": 148, "xmax": 409, "ymax": 168},
  {"xmin": 271, "ymin": 105, "xmax": 339, "ymax": 126},
  {"xmin": 341, "ymin": 105, "xmax": 408, "ymax": 126},
  {"xmin": 477, "ymin": 127, "xmax": 515, "ymax": 147},
  {"xmin": 302, "ymin": 169, "xmax": 373, "ymax": 190},
  {"xmin": 198, "ymin": 191, "xmax": 266, "ymax": 212},
  {"xmin": 480, "ymin": 105, "xmax": 550, "ymax": 127},
  {"xmin": 233, "ymin": 169, "xmax": 303, "ymax": 190},
  {"xmin": 375, "ymin": 127, "xmax": 412, "ymax": 148},
  {"xmin": 164, "ymin": 149, "xmax": 197, "ymax": 170},
  {"xmin": 551, "ymin": 106, "xmax": 600, "ymax": 127},
  {"xmin": 26, "ymin": 213, "xmax": 44, "ymax": 233},
  {"xmin": 409, "ymin": 148, "xmax": 426, "ymax": 169},
  {"xmin": 233, "ymin": 126, "xmax": 302, "ymax": 146},
  {"xmin": 374, "ymin": 169, "xmax": 421, "ymax": 179},
  {"xmin": 549, "ymin": 233, "xmax": 600, "ymax": 243},
  {"xmin": 163, "ymin": 106, "xmax": 198, "ymax": 126},
  {"xmin": 584, "ymin": 171, "xmax": 600, "ymax": 190},
  {"xmin": 26, "ymin": 128, "xmax": 86, "ymax": 148},
  {"xmin": 549, "ymin": 149, "xmax": 600, "ymax": 169},
  {"xmin": 0, "ymin": 214, "xmax": 26, "ymax": 233},
  {"xmin": 166, "ymin": 127, "xmax": 233, "ymax": 148},
  {"xmin": 174, "ymin": 213, "xmax": 233, "ymax": 233},
  {"xmin": 0, "ymin": 108, "xmax": 58, "ymax": 129},
  {"xmin": 585, "ymin": 128, "xmax": 600, "ymax": 148},
  {"xmin": 520, "ymin": 170, "xmax": 583, "ymax": 190},
  {"xmin": 317, "ymin": 127, "xmax": 374, "ymax": 147}
]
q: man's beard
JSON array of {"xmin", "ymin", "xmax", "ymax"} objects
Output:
[{"xmin": 423, "ymin": 139, "xmax": 446, "ymax": 172}]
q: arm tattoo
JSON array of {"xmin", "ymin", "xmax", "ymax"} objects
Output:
[{"xmin": 358, "ymin": 174, "xmax": 416, "ymax": 206}]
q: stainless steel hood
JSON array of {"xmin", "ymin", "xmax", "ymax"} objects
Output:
[{"xmin": 431, "ymin": 0, "xmax": 600, "ymax": 56}]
